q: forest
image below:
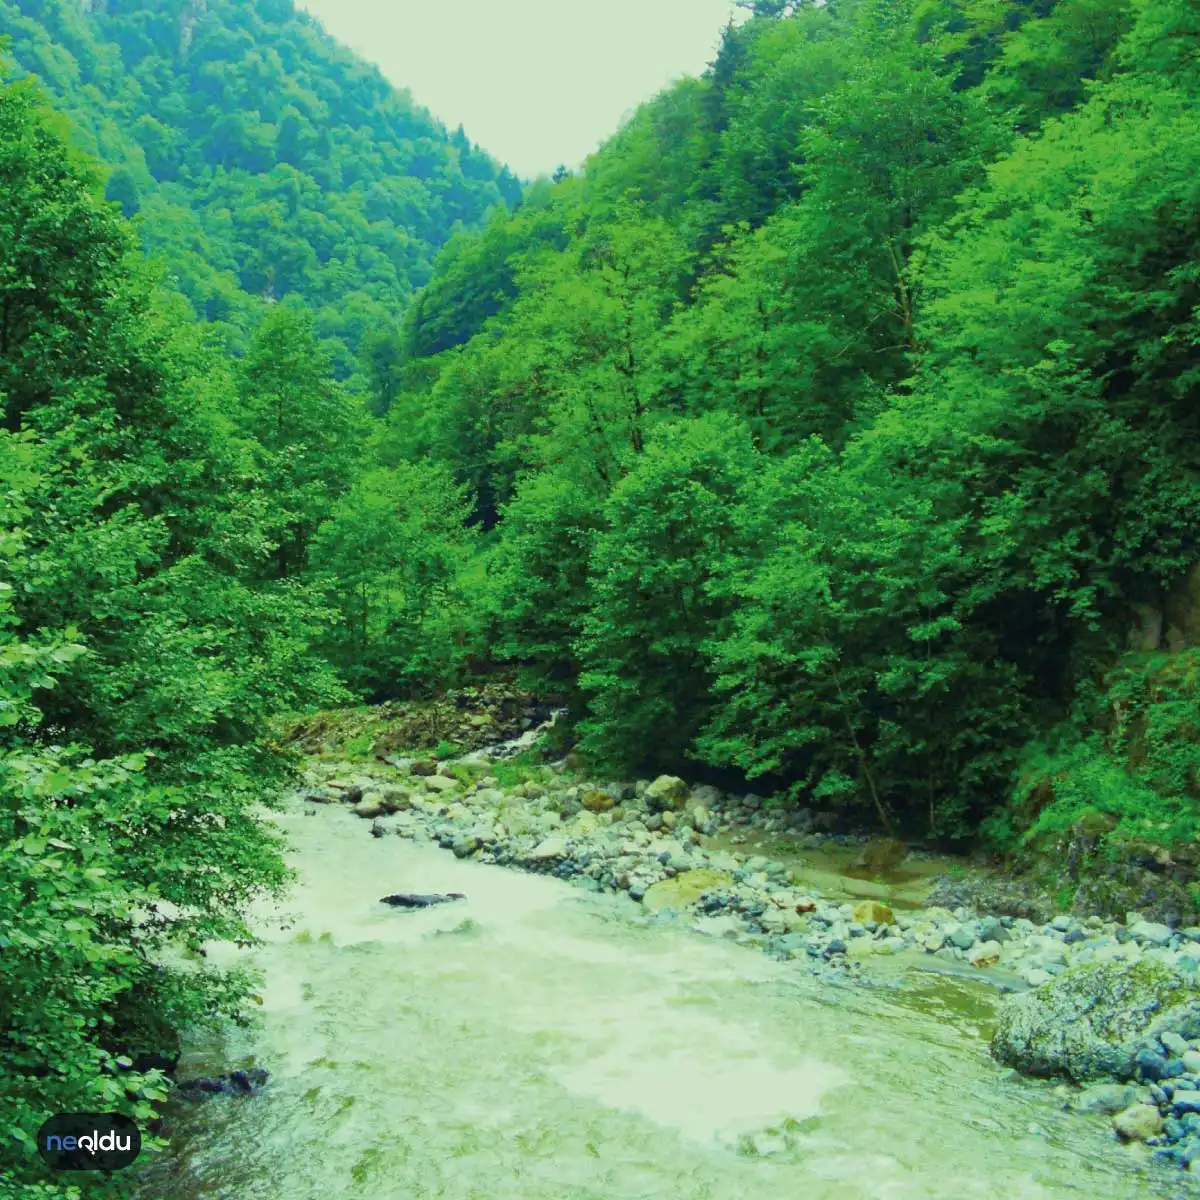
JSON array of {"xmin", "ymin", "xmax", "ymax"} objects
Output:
[{"xmin": 2, "ymin": 0, "xmax": 1200, "ymax": 1193}]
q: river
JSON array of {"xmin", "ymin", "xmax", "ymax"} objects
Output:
[{"xmin": 135, "ymin": 799, "xmax": 1169, "ymax": 1199}]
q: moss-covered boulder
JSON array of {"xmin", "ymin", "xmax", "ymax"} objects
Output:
[
  {"xmin": 643, "ymin": 869, "xmax": 734, "ymax": 910},
  {"xmin": 643, "ymin": 775, "xmax": 689, "ymax": 812},
  {"xmin": 991, "ymin": 961, "xmax": 1200, "ymax": 1082},
  {"xmin": 581, "ymin": 789, "xmax": 615, "ymax": 813},
  {"xmin": 853, "ymin": 900, "xmax": 895, "ymax": 925}
]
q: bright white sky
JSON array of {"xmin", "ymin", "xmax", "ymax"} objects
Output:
[{"xmin": 297, "ymin": 0, "xmax": 745, "ymax": 179}]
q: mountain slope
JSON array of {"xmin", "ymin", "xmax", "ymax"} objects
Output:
[{"xmin": 0, "ymin": 0, "xmax": 523, "ymax": 375}]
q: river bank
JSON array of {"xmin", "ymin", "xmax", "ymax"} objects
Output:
[
  {"xmin": 271, "ymin": 713, "xmax": 1200, "ymax": 1184},
  {"xmin": 140, "ymin": 785, "xmax": 1170, "ymax": 1200}
]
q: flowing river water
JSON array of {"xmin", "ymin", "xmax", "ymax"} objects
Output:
[{"xmin": 136, "ymin": 798, "xmax": 1172, "ymax": 1200}]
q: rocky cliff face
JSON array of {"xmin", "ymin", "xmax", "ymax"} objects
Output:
[{"xmin": 1129, "ymin": 563, "xmax": 1200, "ymax": 652}]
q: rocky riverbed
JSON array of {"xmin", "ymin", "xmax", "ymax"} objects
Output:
[{"xmin": 291, "ymin": 736, "xmax": 1200, "ymax": 1179}]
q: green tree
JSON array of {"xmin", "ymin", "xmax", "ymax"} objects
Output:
[
  {"xmin": 104, "ymin": 163, "xmax": 141, "ymax": 217},
  {"xmin": 0, "ymin": 71, "xmax": 344, "ymax": 1196},
  {"xmin": 235, "ymin": 305, "xmax": 364, "ymax": 579},
  {"xmin": 576, "ymin": 414, "xmax": 759, "ymax": 770},
  {"xmin": 309, "ymin": 462, "xmax": 478, "ymax": 696}
]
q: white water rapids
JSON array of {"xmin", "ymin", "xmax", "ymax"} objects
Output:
[{"xmin": 131, "ymin": 785, "xmax": 1177, "ymax": 1200}]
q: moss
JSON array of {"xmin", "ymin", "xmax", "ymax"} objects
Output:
[{"xmin": 992, "ymin": 959, "xmax": 1200, "ymax": 1081}]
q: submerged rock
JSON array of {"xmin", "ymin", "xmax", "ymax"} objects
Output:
[
  {"xmin": 991, "ymin": 961, "xmax": 1200, "ymax": 1082},
  {"xmin": 1073, "ymin": 1082, "xmax": 1138, "ymax": 1115},
  {"xmin": 1112, "ymin": 1103, "xmax": 1163, "ymax": 1142},
  {"xmin": 853, "ymin": 839, "xmax": 908, "ymax": 873},
  {"xmin": 175, "ymin": 1068, "xmax": 269, "ymax": 1100}
]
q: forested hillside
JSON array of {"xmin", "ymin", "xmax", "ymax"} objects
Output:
[
  {"xmin": 0, "ymin": 0, "xmax": 521, "ymax": 377},
  {"xmin": 373, "ymin": 0, "xmax": 1200, "ymax": 851},
  {"xmin": 4, "ymin": 0, "xmax": 1200, "ymax": 1194}
]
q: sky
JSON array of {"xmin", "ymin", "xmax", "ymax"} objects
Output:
[{"xmin": 297, "ymin": 0, "xmax": 746, "ymax": 179}]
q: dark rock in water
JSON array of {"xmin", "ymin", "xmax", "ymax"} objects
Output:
[
  {"xmin": 369, "ymin": 822, "xmax": 385, "ymax": 839},
  {"xmin": 175, "ymin": 1068, "xmax": 269, "ymax": 1100},
  {"xmin": 852, "ymin": 838, "xmax": 908, "ymax": 874},
  {"xmin": 380, "ymin": 892, "xmax": 466, "ymax": 909}
]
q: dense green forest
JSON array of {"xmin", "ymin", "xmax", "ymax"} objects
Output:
[
  {"xmin": 4, "ymin": 0, "xmax": 1200, "ymax": 1193},
  {"xmin": 0, "ymin": 0, "xmax": 522, "ymax": 379}
]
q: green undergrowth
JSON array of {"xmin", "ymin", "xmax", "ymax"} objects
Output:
[{"xmin": 985, "ymin": 650, "xmax": 1200, "ymax": 859}]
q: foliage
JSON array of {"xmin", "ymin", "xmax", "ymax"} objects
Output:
[
  {"xmin": 309, "ymin": 461, "xmax": 479, "ymax": 697},
  {"xmin": 0, "ymin": 0, "xmax": 521, "ymax": 379},
  {"xmin": 0, "ymin": 71, "xmax": 341, "ymax": 1195},
  {"xmin": 575, "ymin": 414, "xmax": 759, "ymax": 771},
  {"xmin": 6, "ymin": 10, "xmax": 1200, "ymax": 1193},
  {"xmin": 390, "ymin": 0, "xmax": 1200, "ymax": 847}
]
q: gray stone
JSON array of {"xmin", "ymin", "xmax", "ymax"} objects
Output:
[
  {"xmin": 1136, "ymin": 1048, "xmax": 1170, "ymax": 1081},
  {"xmin": 1130, "ymin": 921, "xmax": 1174, "ymax": 947},
  {"xmin": 1112, "ymin": 1104, "xmax": 1163, "ymax": 1142},
  {"xmin": 979, "ymin": 917, "xmax": 1009, "ymax": 944},
  {"xmin": 949, "ymin": 924, "xmax": 977, "ymax": 951},
  {"xmin": 353, "ymin": 794, "xmax": 387, "ymax": 819},
  {"xmin": 990, "ymin": 961, "xmax": 1200, "ymax": 1082},
  {"xmin": 1073, "ymin": 1083, "xmax": 1137, "ymax": 1115},
  {"xmin": 424, "ymin": 775, "xmax": 460, "ymax": 794},
  {"xmin": 690, "ymin": 784, "xmax": 723, "ymax": 808},
  {"xmin": 1163, "ymin": 1032, "xmax": 1191, "ymax": 1057},
  {"xmin": 527, "ymin": 836, "xmax": 568, "ymax": 862}
]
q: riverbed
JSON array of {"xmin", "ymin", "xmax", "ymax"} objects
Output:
[{"xmin": 135, "ymin": 799, "xmax": 1170, "ymax": 1200}]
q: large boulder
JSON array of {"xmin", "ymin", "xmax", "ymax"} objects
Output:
[
  {"xmin": 643, "ymin": 776, "xmax": 689, "ymax": 812},
  {"xmin": 525, "ymin": 836, "xmax": 569, "ymax": 865},
  {"xmin": 991, "ymin": 961, "xmax": 1200, "ymax": 1082},
  {"xmin": 581, "ymin": 789, "xmax": 615, "ymax": 813},
  {"xmin": 353, "ymin": 794, "xmax": 387, "ymax": 819},
  {"xmin": 853, "ymin": 900, "xmax": 895, "ymax": 926},
  {"xmin": 852, "ymin": 839, "xmax": 908, "ymax": 874},
  {"xmin": 642, "ymin": 868, "xmax": 734, "ymax": 910}
]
